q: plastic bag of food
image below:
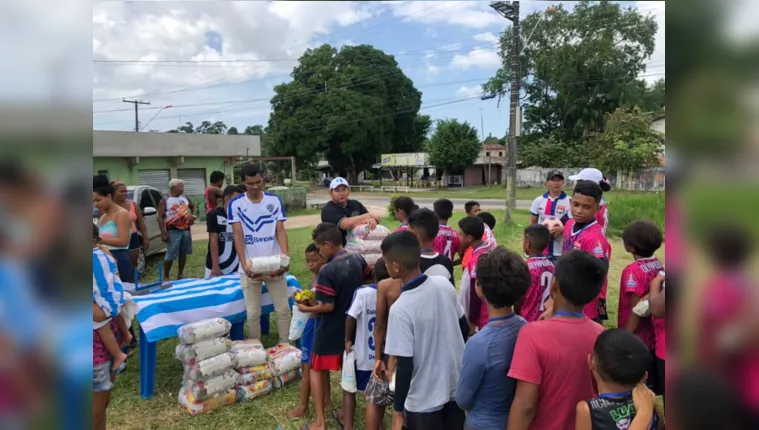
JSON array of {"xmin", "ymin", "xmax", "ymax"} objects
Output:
[
  {"xmin": 272, "ymin": 368, "xmax": 302, "ymax": 388},
  {"xmin": 184, "ymin": 353, "xmax": 237, "ymax": 381},
  {"xmin": 177, "ymin": 318, "xmax": 231, "ymax": 345},
  {"xmin": 175, "ymin": 338, "xmax": 231, "ymax": 364},
  {"xmin": 341, "ymin": 351, "xmax": 357, "ymax": 393},
  {"xmin": 238, "ymin": 364, "xmax": 273, "ymax": 385},
  {"xmin": 350, "ymin": 224, "xmax": 390, "ymax": 241},
  {"xmin": 266, "ymin": 343, "xmax": 302, "ymax": 375},
  {"xmin": 185, "ymin": 370, "xmax": 239, "ymax": 401},
  {"xmin": 289, "ymin": 305, "xmax": 310, "ymax": 341},
  {"xmin": 230, "ymin": 339, "xmax": 264, "ymax": 353},
  {"xmin": 363, "ymin": 253, "xmax": 382, "ymax": 267},
  {"xmin": 233, "ymin": 348, "xmax": 268, "ymax": 368},
  {"xmin": 178, "ymin": 387, "xmax": 237, "ymax": 415},
  {"xmin": 632, "ymin": 299, "xmax": 651, "ymax": 318},
  {"xmin": 246, "ymin": 255, "xmax": 291, "ymax": 275},
  {"xmin": 236, "ymin": 379, "xmax": 273, "ymax": 402}
]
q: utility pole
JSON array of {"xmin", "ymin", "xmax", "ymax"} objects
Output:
[
  {"xmin": 490, "ymin": 1, "xmax": 520, "ymax": 224},
  {"xmin": 122, "ymin": 99, "xmax": 150, "ymax": 132}
]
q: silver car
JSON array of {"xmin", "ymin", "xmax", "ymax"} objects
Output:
[{"xmin": 93, "ymin": 185, "xmax": 167, "ymax": 277}]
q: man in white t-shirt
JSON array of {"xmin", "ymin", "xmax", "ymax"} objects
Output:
[{"xmin": 228, "ymin": 164, "xmax": 291, "ymax": 343}]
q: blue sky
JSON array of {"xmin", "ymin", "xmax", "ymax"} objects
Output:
[{"xmin": 92, "ymin": 1, "xmax": 665, "ymax": 140}]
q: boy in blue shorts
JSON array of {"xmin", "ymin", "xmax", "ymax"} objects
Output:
[
  {"xmin": 287, "ymin": 243, "xmax": 332, "ymax": 418},
  {"xmin": 345, "ymin": 258, "xmax": 390, "ymax": 430}
]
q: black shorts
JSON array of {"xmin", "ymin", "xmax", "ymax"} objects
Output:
[
  {"xmin": 405, "ymin": 401, "xmax": 465, "ymax": 430},
  {"xmin": 128, "ymin": 232, "xmax": 142, "ymax": 250},
  {"xmin": 646, "ymin": 352, "xmax": 664, "ymax": 396}
]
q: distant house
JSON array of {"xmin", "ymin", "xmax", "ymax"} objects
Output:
[{"xmin": 445, "ymin": 144, "xmax": 506, "ymax": 187}]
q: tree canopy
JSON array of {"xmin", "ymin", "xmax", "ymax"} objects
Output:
[
  {"xmin": 587, "ymin": 107, "xmax": 663, "ymax": 173},
  {"xmin": 265, "ymin": 44, "xmax": 426, "ymax": 182},
  {"xmin": 425, "ymin": 119, "xmax": 481, "ymax": 173},
  {"xmin": 483, "ymin": 1, "xmax": 664, "ymax": 169}
]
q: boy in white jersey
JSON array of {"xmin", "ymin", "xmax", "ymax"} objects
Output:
[
  {"xmin": 346, "ymin": 259, "xmax": 390, "ymax": 430},
  {"xmin": 228, "ymin": 164, "xmax": 291, "ymax": 343},
  {"xmin": 529, "ymin": 169, "xmax": 571, "ymax": 264}
]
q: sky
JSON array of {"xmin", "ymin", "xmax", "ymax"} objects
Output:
[{"xmin": 92, "ymin": 1, "xmax": 666, "ymax": 140}]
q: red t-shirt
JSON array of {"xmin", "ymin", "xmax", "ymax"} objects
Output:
[
  {"xmin": 468, "ymin": 242, "xmax": 493, "ymax": 329},
  {"xmin": 562, "ymin": 220, "xmax": 611, "ymax": 319},
  {"xmin": 508, "ymin": 317, "xmax": 605, "ymax": 430},
  {"xmin": 699, "ymin": 272, "xmax": 759, "ymax": 411},
  {"xmin": 433, "ymin": 224, "xmax": 461, "ymax": 260},
  {"xmin": 617, "ymin": 257, "xmax": 663, "ymax": 351},
  {"xmin": 204, "ymin": 186, "xmax": 217, "ymax": 214},
  {"xmin": 394, "ymin": 224, "xmax": 409, "ymax": 233},
  {"xmin": 520, "ymin": 257, "xmax": 555, "ymax": 322}
]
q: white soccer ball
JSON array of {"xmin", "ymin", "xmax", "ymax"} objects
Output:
[{"xmin": 543, "ymin": 216, "xmax": 563, "ymax": 231}]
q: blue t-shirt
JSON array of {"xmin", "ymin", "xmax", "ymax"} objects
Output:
[{"xmin": 455, "ymin": 314, "xmax": 526, "ymax": 429}]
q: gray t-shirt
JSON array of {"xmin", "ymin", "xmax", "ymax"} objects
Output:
[{"xmin": 385, "ymin": 275, "xmax": 466, "ymax": 413}]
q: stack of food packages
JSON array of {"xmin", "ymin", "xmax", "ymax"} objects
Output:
[
  {"xmin": 232, "ymin": 339, "xmax": 273, "ymax": 401},
  {"xmin": 176, "ymin": 318, "xmax": 239, "ymax": 416},
  {"xmin": 346, "ymin": 224, "xmax": 391, "ymax": 267},
  {"xmin": 266, "ymin": 343, "xmax": 303, "ymax": 388}
]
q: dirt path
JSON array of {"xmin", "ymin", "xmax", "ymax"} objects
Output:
[{"xmin": 191, "ymin": 205, "xmax": 386, "ymax": 241}]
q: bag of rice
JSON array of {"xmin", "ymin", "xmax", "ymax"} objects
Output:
[
  {"xmin": 175, "ymin": 338, "xmax": 231, "ymax": 365},
  {"xmin": 349, "ymin": 224, "xmax": 390, "ymax": 241},
  {"xmin": 246, "ymin": 255, "xmax": 291, "ymax": 275},
  {"xmin": 184, "ymin": 352, "xmax": 237, "ymax": 381},
  {"xmin": 178, "ymin": 387, "xmax": 237, "ymax": 416},
  {"xmin": 272, "ymin": 368, "xmax": 302, "ymax": 388},
  {"xmin": 185, "ymin": 370, "xmax": 239, "ymax": 401},
  {"xmin": 236, "ymin": 379, "xmax": 273, "ymax": 402},
  {"xmin": 177, "ymin": 318, "xmax": 231, "ymax": 344},
  {"xmin": 230, "ymin": 339, "xmax": 264, "ymax": 353},
  {"xmin": 363, "ymin": 253, "xmax": 382, "ymax": 267},
  {"xmin": 345, "ymin": 238, "xmax": 383, "ymax": 254},
  {"xmin": 233, "ymin": 348, "xmax": 268, "ymax": 368},
  {"xmin": 237, "ymin": 364, "xmax": 273, "ymax": 385},
  {"xmin": 266, "ymin": 343, "xmax": 302, "ymax": 375}
]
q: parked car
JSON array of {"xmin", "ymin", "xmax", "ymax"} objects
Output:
[{"xmin": 93, "ymin": 185, "xmax": 166, "ymax": 277}]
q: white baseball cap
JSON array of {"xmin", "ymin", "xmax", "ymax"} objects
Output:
[
  {"xmin": 329, "ymin": 177, "xmax": 349, "ymax": 190},
  {"xmin": 568, "ymin": 168, "xmax": 604, "ymax": 183}
]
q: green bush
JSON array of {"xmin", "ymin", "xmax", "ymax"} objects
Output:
[
  {"xmin": 387, "ymin": 194, "xmax": 399, "ymax": 220},
  {"xmin": 188, "ymin": 196, "xmax": 207, "ymax": 222},
  {"xmin": 605, "ymin": 191, "xmax": 665, "ymax": 237}
]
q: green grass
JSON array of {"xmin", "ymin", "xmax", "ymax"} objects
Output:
[
  {"xmin": 355, "ymin": 185, "xmax": 660, "ymax": 202},
  {"xmin": 114, "ymin": 209, "xmax": 662, "ymax": 430}
]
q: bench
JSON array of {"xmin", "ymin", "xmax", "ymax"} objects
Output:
[
  {"xmin": 380, "ymin": 186, "xmax": 410, "ymax": 193},
  {"xmin": 349, "ymin": 185, "xmax": 375, "ymax": 192},
  {"xmin": 309, "ymin": 202, "xmax": 326, "ymax": 210}
]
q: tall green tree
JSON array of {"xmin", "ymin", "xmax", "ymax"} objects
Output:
[
  {"xmin": 425, "ymin": 119, "xmax": 481, "ymax": 174},
  {"xmin": 587, "ymin": 107, "xmax": 663, "ymax": 173},
  {"xmin": 227, "ymin": 126, "xmax": 239, "ymax": 135},
  {"xmin": 266, "ymin": 44, "xmax": 423, "ymax": 182},
  {"xmin": 484, "ymin": 1, "xmax": 660, "ymax": 141}
]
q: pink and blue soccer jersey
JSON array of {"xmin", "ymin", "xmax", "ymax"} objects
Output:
[
  {"xmin": 617, "ymin": 257, "xmax": 664, "ymax": 350},
  {"xmin": 520, "ymin": 257, "xmax": 555, "ymax": 322},
  {"xmin": 433, "ymin": 224, "xmax": 461, "ymax": 260},
  {"xmin": 563, "ymin": 220, "xmax": 611, "ymax": 320}
]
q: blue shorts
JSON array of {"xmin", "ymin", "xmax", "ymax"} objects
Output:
[
  {"xmin": 109, "ymin": 249, "xmax": 134, "ymax": 283},
  {"xmin": 165, "ymin": 229, "xmax": 192, "ymax": 261},
  {"xmin": 93, "ymin": 361, "xmax": 113, "ymax": 392},
  {"xmin": 356, "ymin": 370, "xmax": 372, "ymax": 392},
  {"xmin": 301, "ymin": 318, "xmax": 318, "ymax": 364}
]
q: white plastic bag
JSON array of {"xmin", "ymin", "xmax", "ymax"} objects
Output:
[
  {"xmin": 362, "ymin": 253, "xmax": 382, "ymax": 267},
  {"xmin": 350, "ymin": 224, "xmax": 391, "ymax": 241},
  {"xmin": 236, "ymin": 379, "xmax": 273, "ymax": 402},
  {"xmin": 177, "ymin": 318, "xmax": 231, "ymax": 344},
  {"xmin": 632, "ymin": 299, "xmax": 651, "ymax": 317},
  {"xmin": 230, "ymin": 339, "xmax": 264, "ymax": 353},
  {"xmin": 459, "ymin": 269, "xmax": 471, "ymax": 320},
  {"xmin": 175, "ymin": 337, "xmax": 231, "ymax": 364},
  {"xmin": 184, "ymin": 370, "xmax": 239, "ymax": 401},
  {"xmin": 246, "ymin": 255, "xmax": 290, "ymax": 275},
  {"xmin": 341, "ymin": 351, "xmax": 357, "ymax": 393},
  {"xmin": 178, "ymin": 387, "xmax": 237, "ymax": 415},
  {"xmin": 233, "ymin": 349, "xmax": 268, "ymax": 368},
  {"xmin": 289, "ymin": 305, "xmax": 310, "ymax": 341},
  {"xmin": 266, "ymin": 343, "xmax": 302, "ymax": 375}
]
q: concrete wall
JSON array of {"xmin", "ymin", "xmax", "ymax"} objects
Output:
[
  {"xmin": 464, "ymin": 165, "xmax": 502, "ymax": 186},
  {"xmin": 93, "ymin": 156, "xmax": 235, "ymax": 189},
  {"xmin": 516, "ymin": 167, "xmax": 665, "ymax": 191},
  {"xmin": 93, "ymin": 130, "xmax": 261, "ymax": 157}
]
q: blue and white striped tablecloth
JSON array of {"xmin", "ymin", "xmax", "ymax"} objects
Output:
[{"xmin": 132, "ymin": 274, "xmax": 302, "ymax": 343}]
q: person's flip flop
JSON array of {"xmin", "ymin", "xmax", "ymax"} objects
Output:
[{"xmin": 331, "ymin": 409, "xmax": 344, "ymax": 430}]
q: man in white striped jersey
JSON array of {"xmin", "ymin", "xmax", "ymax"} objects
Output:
[{"xmin": 205, "ymin": 185, "xmax": 244, "ymax": 277}]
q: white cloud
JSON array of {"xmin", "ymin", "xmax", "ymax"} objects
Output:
[
  {"xmin": 473, "ymin": 32, "xmax": 499, "ymax": 45},
  {"xmin": 456, "ymin": 85, "xmax": 482, "ymax": 97},
  {"xmin": 451, "ymin": 47, "xmax": 501, "ymax": 70},
  {"xmin": 635, "ymin": 1, "xmax": 665, "ymax": 84},
  {"xmin": 388, "ymin": 1, "xmax": 504, "ymax": 29}
]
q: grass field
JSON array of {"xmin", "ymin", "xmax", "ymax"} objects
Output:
[
  {"xmin": 354, "ymin": 185, "xmax": 661, "ymax": 202},
  {"xmin": 111, "ymin": 209, "xmax": 663, "ymax": 430}
]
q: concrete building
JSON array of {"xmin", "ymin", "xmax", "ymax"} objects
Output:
[
  {"xmin": 93, "ymin": 131, "xmax": 261, "ymax": 195},
  {"xmin": 446, "ymin": 144, "xmax": 506, "ymax": 187}
]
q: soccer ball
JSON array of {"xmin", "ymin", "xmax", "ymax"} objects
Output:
[{"xmin": 543, "ymin": 216, "xmax": 563, "ymax": 232}]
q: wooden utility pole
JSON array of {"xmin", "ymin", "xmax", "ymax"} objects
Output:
[
  {"xmin": 122, "ymin": 99, "xmax": 150, "ymax": 132},
  {"xmin": 489, "ymin": 1, "xmax": 520, "ymax": 224}
]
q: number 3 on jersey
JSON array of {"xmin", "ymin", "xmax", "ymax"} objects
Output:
[
  {"xmin": 368, "ymin": 317, "xmax": 376, "ymax": 351},
  {"xmin": 539, "ymin": 271, "xmax": 554, "ymax": 311}
]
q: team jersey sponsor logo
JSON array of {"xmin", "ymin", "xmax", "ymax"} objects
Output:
[{"xmin": 244, "ymin": 235, "xmax": 275, "ymax": 244}]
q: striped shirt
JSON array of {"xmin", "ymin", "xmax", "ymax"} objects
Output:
[{"xmin": 92, "ymin": 247, "xmax": 126, "ymax": 319}]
